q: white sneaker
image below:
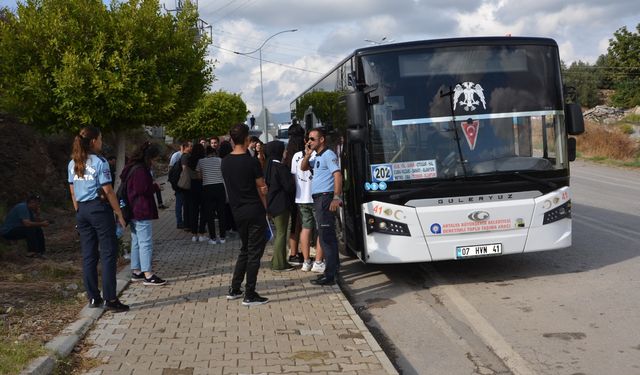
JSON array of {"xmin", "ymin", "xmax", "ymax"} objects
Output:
[
  {"xmin": 311, "ymin": 261, "xmax": 325, "ymax": 273},
  {"xmin": 219, "ymin": 238, "xmax": 226, "ymax": 244},
  {"xmin": 301, "ymin": 260, "xmax": 313, "ymax": 272},
  {"xmin": 191, "ymin": 236, "xmax": 198, "ymax": 242},
  {"xmin": 198, "ymin": 235, "xmax": 208, "ymax": 242},
  {"xmin": 208, "ymin": 239, "xmax": 217, "ymax": 245}
]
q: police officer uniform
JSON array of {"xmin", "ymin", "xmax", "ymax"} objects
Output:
[
  {"xmin": 309, "ymin": 148, "xmax": 341, "ymax": 282},
  {"xmin": 68, "ymin": 154, "xmax": 119, "ymax": 304}
]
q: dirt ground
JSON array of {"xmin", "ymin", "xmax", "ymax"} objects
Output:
[
  {"xmin": 0, "ymin": 206, "xmax": 83, "ymax": 337},
  {"xmin": 0, "ymin": 116, "xmax": 172, "ymax": 374},
  {"xmin": 0, "ymin": 204, "xmax": 131, "ymax": 374}
]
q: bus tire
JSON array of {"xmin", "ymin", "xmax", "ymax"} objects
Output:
[{"xmin": 337, "ymin": 207, "xmax": 357, "ymax": 258}]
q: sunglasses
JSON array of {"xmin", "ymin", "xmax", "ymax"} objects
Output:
[{"xmin": 308, "ymin": 137, "xmax": 317, "ymax": 141}]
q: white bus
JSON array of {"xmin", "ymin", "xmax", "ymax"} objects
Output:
[{"xmin": 291, "ymin": 37, "xmax": 584, "ymax": 263}]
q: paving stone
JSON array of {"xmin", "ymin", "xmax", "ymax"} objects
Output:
[{"xmin": 79, "ymin": 194, "xmax": 395, "ymax": 374}]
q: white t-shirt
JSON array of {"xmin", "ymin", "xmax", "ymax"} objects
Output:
[{"xmin": 291, "ymin": 150, "xmax": 316, "ymax": 204}]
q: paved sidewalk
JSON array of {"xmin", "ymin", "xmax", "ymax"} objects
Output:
[{"xmin": 81, "ymin": 198, "xmax": 396, "ymax": 375}]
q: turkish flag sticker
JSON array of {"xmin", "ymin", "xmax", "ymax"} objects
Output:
[{"xmin": 461, "ymin": 120, "xmax": 480, "ymax": 150}]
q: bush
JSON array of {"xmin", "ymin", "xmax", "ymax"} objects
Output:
[
  {"xmin": 620, "ymin": 123, "xmax": 635, "ymax": 135},
  {"xmin": 623, "ymin": 113, "xmax": 640, "ymax": 123},
  {"xmin": 577, "ymin": 121, "xmax": 639, "ymax": 161}
]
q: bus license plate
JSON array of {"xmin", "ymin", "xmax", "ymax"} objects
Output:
[{"xmin": 456, "ymin": 243, "xmax": 502, "ymax": 259}]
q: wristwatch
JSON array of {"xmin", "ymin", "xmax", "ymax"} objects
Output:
[{"xmin": 333, "ymin": 195, "xmax": 342, "ymax": 201}]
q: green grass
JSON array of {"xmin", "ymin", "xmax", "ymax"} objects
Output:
[
  {"xmin": 0, "ymin": 336, "xmax": 46, "ymax": 375},
  {"xmin": 39, "ymin": 265, "xmax": 78, "ymax": 280},
  {"xmin": 582, "ymin": 155, "xmax": 640, "ymax": 168},
  {"xmin": 622, "ymin": 113, "xmax": 640, "ymax": 123},
  {"xmin": 622, "ymin": 158, "xmax": 640, "ymax": 168}
]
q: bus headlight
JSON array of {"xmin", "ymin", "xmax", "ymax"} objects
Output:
[
  {"xmin": 365, "ymin": 214, "xmax": 411, "ymax": 236},
  {"xmin": 543, "ymin": 200, "xmax": 571, "ymax": 225}
]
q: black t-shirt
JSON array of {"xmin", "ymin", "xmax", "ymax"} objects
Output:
[{"xmin": 221, "ymin": 153, "xmax": 265, "ymax": 220}]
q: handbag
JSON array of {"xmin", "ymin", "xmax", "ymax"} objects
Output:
[{"xmin": 177, "ymin": 166, "xmax": 192, "ymax": 190}]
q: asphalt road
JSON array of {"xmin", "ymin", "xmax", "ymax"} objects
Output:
[{"xmin": 340, "ymin": 160, "xmax": 640, "ymax": 375}]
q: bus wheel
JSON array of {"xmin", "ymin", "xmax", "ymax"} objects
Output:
[{"xmin": 337, "ymin": 207, "xmax": 356, "ymax": 258}]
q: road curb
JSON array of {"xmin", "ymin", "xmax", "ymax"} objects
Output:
[{"xmin": 20, "ymin": 264, "xmax": 132, "ymax": 375}]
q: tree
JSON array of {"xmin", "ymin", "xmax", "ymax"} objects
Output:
[
  {"xmin": 294, "ymin": 91, "xmax": 347, "ymax": 133},
  {"xmin": 0, "ymin": 0, "xmax": 213, "ymax": 177},
  {"xmin": 562, "ymin": 60, "xmax": 601, "ymax": 108},
  {"xmin": 606, "ymin": 24, "xmax": 640, "ymax": 107},
  {"xmin": 168, "ymin": 91, "xmax": 247, "ymax": 140}
]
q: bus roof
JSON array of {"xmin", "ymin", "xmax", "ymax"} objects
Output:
[
  {"xmin": 290, "ymin": 36, "xmax": 559, "ymax": 107},
  {"xmin": 352, "ymin": 36, "xmax": 558, "ymax": 56}
]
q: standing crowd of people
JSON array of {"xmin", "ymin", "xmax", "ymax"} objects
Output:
[
  {"xmin": 5, "ymin": 121, "xmax": 343, "ymax": 312},
  {"xmin": 164, "ymin": 122, "xmax": 343, "ymax": 305}
]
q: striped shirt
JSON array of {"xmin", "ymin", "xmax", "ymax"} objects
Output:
[{"xmin": 196, "ymin": 156, "xmax": 224, "ymax": 186}]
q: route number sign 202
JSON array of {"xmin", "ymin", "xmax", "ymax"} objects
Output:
[{"xmin": 372, "ymin": 165, "xmax": 392, "ymax": 182}]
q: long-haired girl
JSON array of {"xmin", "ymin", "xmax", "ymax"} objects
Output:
[{"xmin": 68, "ymin": 127, "xmax": 128, "ymax": 312}]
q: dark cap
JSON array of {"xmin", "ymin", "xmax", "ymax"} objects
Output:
[{"xmin": 26, "ymin": 194, "xmax": 41, "ymax": 203}]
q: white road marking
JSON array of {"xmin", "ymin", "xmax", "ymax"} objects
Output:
[
  {"xmin": 422, "ymin": 264, "xmax": 537, "ymax": 375},
  {"xmin": 573, "ymin": 213, "xmax": 640, "ymax": 242}
]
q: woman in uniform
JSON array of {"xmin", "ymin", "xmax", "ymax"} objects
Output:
[{"xmin": 68, "ymin": 127, "xmax": 129, "ymax": 312}]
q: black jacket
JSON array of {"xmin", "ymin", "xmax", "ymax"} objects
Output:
[{"xmin": 266, "ymin": 160, "xmax": 294, "ymax": 217}]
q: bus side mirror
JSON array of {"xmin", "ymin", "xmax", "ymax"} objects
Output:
[
  {"xmin": 345, "ymin": 91, "xmax": 366, "ymax": 129},
  {"xmin": 567, "ymin": 137, "xmax": 577, "ymax": 161},
  {"xmin": 348, "ymin": 128, "xmax": 368, "ymax": 144},
  {"xmin": 565, "ymin": 103, "xmax": 585, "ymax": 135}
]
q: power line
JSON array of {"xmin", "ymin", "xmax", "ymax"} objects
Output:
[
  {"xmin": 211, "ymin": 0, "xmax": 256, "ymax": 24},
  {"xmin": 210, "ymin": 44, "xmax": 323, "ymax": 74},
  {"xmin": 210, "ymin": 0, "xmax": 240, "ymax": 14},
  {"xmin": 209, "ymin": 26, "xmax": 345, "ymax": 61}
]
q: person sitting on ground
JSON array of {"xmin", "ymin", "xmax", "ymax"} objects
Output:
[{"xmin": 1, "ymin": 194, "xmax": 49, "ymax": 258}]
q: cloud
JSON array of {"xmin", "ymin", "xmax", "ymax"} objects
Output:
[{"xmin": 161, "ymin": 0, "xmax": 640, "ymax": 112}]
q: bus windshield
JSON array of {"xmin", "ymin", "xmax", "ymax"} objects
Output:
[{"xmin": 363, "ymin": 44, "xmax": 567, "ymax": 182}]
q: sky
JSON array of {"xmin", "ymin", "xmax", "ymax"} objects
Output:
[{"xmin": 1, "ymin": 0, "xmax": 639, "ymax": 115}]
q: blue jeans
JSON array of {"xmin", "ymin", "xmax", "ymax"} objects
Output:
[
  {"xmin": 175, "ymin": 190, "xmax": 184, "ymax": 226},
  {"xmin": 130, "ymin": 220, "xmax": 153, "ymax": 273}
]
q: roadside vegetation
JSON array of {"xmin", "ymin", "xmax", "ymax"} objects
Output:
[{"xmin": 576, "ymin": 119, "xmax": 640, "ymax": 168}]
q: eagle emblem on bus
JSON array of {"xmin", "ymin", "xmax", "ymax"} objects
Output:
[{"xmin": 453, "ymin": 82, "xmax": 486, "ymax": 111}]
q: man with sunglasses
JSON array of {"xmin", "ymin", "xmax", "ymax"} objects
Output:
[{"xmin": 301, "ymin": 128, "xmax": 342, "ymax": 286}]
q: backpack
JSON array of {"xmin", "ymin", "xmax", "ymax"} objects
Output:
[
  {"xmin": 116, "ymin": 164, "xmax": 142, "ymax": 225},
  {"xmin": 168, "ymin": 161, "xmax": 182, "ymax": 191}
]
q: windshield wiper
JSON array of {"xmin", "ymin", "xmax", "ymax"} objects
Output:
[{"xmin": 513, "ymin": 171, "xmax": 557, "ymax": 189}]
